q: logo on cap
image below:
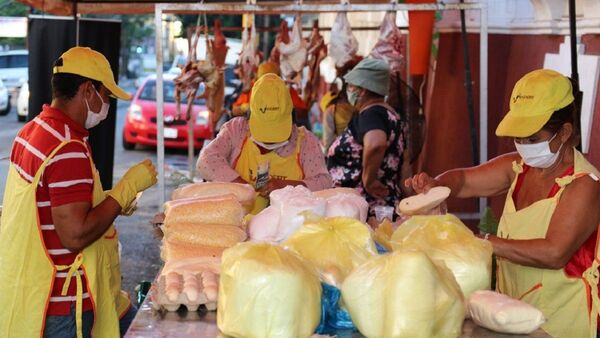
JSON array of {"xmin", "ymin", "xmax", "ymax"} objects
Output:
[
  {"xmin": 512, "ymin": 95, "xmax": 534, "ymax": 104},
  {"xmin": 259, "ymin": 106, "xmax": 279, "ymax": 114}
]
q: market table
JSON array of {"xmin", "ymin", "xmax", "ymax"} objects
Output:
[{"xmin": 125, "ymin": 291, "xmax": 552, "ymax": 338}]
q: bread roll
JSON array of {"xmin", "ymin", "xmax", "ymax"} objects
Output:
[
  {"xmin": 313, "ymin": 187, "xmax": 361, "ymax": 199},
  {"xmin": 397, "ymin": 186, "xmax": 451, "ymax": 216},
  {"xmin": 164, "ymin": 222, "xmax": 247, "ymax": 248},
  {"xmin": 162, "ymin": 238, "xmax": 227, "ymax": 261},
  {"xmin": 172, "ymin": 182, "xmax": 256, "ymax": 208},
  {"xmin": 164, "ymin": 195, "xmax": 244, "ymax": 226}
]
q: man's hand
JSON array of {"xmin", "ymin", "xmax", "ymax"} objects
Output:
[
  {"xmin": 108, "ymin": 159, "xmax": 157, "ymax": 209},
  {"xmin": 257, "ymin": 179, "xmax": 305, "ymax": 197}
]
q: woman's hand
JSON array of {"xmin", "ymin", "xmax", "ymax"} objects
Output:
[
  {"xmin": 364, "ymin": 179, "xmax": 389, "ymax": 199},
  {"xmin": 404, "ymin": 172, "xmax": 439, "ymax": 194}
]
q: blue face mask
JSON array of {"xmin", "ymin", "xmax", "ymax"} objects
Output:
[{"xmin": 347, "ymin": 89, "xmax": 360, "ymax": 106}]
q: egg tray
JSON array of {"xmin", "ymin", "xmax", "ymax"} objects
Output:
[{"xmin": 151, "ymin": 270, "xmax": 219, "ymax": 312}]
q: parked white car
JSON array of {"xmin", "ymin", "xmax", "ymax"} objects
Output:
[
  {"xmin": 0, "ymin": 78, "xmax": 9, "ymax": 115},
  {"xmin": 0, "ymin": 50, "xmax": 28, "ymax": 94},
  {"xmin": 17, "ymin": 82, "xmax": 28, "ymax": 122}
]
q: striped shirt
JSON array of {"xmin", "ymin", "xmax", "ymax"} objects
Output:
[{"xmin": 10, "ymin": 105, "xmax": 94, "ymax": 315}]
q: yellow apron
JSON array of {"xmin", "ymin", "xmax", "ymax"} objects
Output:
[
  {"xmin": 497, "ymin": 149, "xmax": 600, "ymax": 338},
  {"xmin": 234, "ymin": 127, "xmax": 305, "ymax": 214},
  {"xmin": 0, "ymin": 140, "xmax": 130, "ymax": 338}
]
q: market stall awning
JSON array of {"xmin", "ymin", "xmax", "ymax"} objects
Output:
[{"xmin": 16, "ymin": 0, "xmax": 397, "ymax": 15}]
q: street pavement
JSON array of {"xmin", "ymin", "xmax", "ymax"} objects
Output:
[{"xmin": 0, "ymin": 79, "xmax": 193, "ymax": 303}]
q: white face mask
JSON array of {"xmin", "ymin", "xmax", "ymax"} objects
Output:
[
  {"xmin": 84, "ymin": 89, "xmax": 110, "ymax": 129},
  {"xmin": 251, "ymin": 137, "xmax": 289, "ymax": 150},
  {"xmin": 514, "ymin": 133, "xmax": 563, "ymax": 168}
]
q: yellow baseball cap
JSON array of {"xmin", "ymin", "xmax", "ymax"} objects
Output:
[
  {"xmin": 53, "ymin": 47, "xmax": 131, "ymax": 100},
  {"xmin": 249, "ymin": 73, "xmax": 293, "ymax": 143},
  {"xmin": 257, "ymin": 61, "xmax": 281, "ymax": 78},
  {"xmin": 496, "ymin": 69, "xmax": 573, "ymax": 137}
]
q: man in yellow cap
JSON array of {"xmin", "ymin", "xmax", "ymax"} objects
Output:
[
  {"xmin": 405, "ymin": 69, "xmax": 600, "ymax": 338},
  {"xmin": 0, "ymin": 47, "xmax": 157, "ymax": 338},
  {"xmin": 198, "ymin": 73, "xmax": 332, "ymax": 212}
]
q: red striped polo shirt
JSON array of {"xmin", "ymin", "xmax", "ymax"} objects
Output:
[{"xmin": 10, "ymin": 104, "xmax": 94, "ymax": 315}]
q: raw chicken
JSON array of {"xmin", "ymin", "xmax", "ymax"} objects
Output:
[
  {"xmin": 269, "ymin": 20, "xmax": 290, "ymax": 65},
  {"xmin": 278, "ymin": 15, "xmax": 307, "ymax": 82},
  {"xmin": 324, "ymin": 193, "xmax": 369, "ymax": 223},
  {"xmin": 239, "ymin": 15, "xmax": 260, "ymax": 92},
  {"xmin": 303, "ymin": 20, "xmax": 327, "ymax": 107},
  {"xmin": 329, "ymin": 12, "xmax": 359, "ymax": 69}
]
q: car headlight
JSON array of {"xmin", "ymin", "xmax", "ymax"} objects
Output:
[
  {"xmin": 196, "ymin": 110, "xmax": 209, "ymax": 125},
  {"xmin": 129, "ymin": 104, "xmax": 143, "ymax": 121}
]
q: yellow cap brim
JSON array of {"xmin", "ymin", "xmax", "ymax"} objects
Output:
[
  {"xmin": 249, "ymin": 114, "xmax": 292, "ymax": 143},
  {"xmin": 105, "ymin": 81, "xmax": 132, "ymax": 100},
  {"xmin": 495, "ymin": 109, "xmax": 553, "ymax": 137}
]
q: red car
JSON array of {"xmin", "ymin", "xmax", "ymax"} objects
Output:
[{"xmin": 122, "ymin": 73, "xmax": 212, "ymax": 150}]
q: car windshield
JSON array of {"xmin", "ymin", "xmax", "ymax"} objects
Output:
[
  {"xmin": 0, "ymin": 54, "xmax": 28, "ymax": 68},
  {"xmin": 139, "ymin": 80, "xmax": 206, "ymax": 105}
]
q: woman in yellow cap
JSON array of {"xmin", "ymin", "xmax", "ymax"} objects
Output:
[
  {"xmin": 405, "ymin": 69, "xmax": 600, "ymax": 338},
  {"xmin": 197, "ymin": 73, "xmax": 332, "ymax": 213}
]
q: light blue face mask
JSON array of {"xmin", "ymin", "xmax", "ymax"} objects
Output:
[{"xmin": 346, "ymin": 89, "xmax": 360, "ymax": 106}]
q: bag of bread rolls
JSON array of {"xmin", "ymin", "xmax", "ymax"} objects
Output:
[
  {"xmin": 164, "ymin": 195, "xmax": 245, "ymax": 226},
  {"xmin": 163, "ymin": 222, "xmax": 247, "ymax": 247},
  {"xmin": 171, "ymin": 182, "xmax": 256, "ymax": 211},
  {"xmin": 218, "ymin": 243, "xmax": 322, "ymax": 338},
  {"xmin": 162, "ymin": 238, "xmax": 227, "ymax": 261}
]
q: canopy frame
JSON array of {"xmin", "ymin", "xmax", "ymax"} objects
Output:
[{"xmin": 154, "ymin": 1, "xmax": 488, "ymax": 220}]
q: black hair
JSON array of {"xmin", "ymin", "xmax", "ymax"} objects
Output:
[
  {"xmin": 540, "ymin": 77, "xmax": 580, "ymax": 145},
  {"xmin": 51, "ymin": 57, "xmax": 102, "ymax": 101}
]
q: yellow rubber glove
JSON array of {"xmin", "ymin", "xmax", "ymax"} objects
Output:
[{"xmin": 108, "ymin": 159, "xmax": 158, "ymax": 209}]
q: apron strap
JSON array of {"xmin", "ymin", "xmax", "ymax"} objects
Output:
[{"xmin": 56, "ymin": 253, "xmax": 84, "ymax": 338}]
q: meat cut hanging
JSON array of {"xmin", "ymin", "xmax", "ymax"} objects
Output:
[
  {"xmin": 329, "ymin": 12, "xmax": 358, "ymax": 69},
  {"xmin": 206, "ymin": 19, "xmax": 229, "ymax": 131},
  {"xmin": 303, "ymin": 20, "xmax": 327, "ymax": 107},
  {"xmin": 278, "ymin": 15, "xmax": 307, "ymax": 83},
  {"xmin": 239, "ymin": 14, "xmax": 260, "ymax": 92}
]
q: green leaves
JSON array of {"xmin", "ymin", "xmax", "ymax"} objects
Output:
[{"xmin": 478, "ymin": 206, "xmax": 499, "ymax": 235}]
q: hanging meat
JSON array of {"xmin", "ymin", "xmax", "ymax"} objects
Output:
[
  {"xmin": 206, "ymin": 19, "xmax": 229, "ymax": 131},
  {"xmin": 269, "ymin": 20, "xmax": 290, "ymax": 66},
  {"xmin": 302, "ymin": 20, "xmax": 327, "ymax": 107},
  {"xmin": 329, "ymin": 12, "xmax": 359, "ymax": 69},
  {"xmin": 278, "ymin": 15, "xmax": 307, "ymax": 83},
  {"xmin": 370, "ymin": 11, "xmax": 406, "ymax": 109},
  {"xmin": 370, "ymin": 12, "xmax": 423, "ymax": 165},
  {"xmin": 239, "ymin": 15, "xmax": 260, "ymax": 92},
  {"xmin": 174, "ymin": 24, "xmax": 219, "ymax": 122}
]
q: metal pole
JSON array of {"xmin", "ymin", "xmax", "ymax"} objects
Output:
[
  {"xmin": 479, "ymin": 1, "xmax": 488, "ymax": 217},
  {"xmin": 459, "ymin": 0, "xmax": 478, "ymax": 166},
  {"xmin": 155, "ymin": 5, "xmax": 166, "ymax": 207},
  {"xmin": 188, "ymin": 116, "xmax": 194, "ymax": 180},
  {"xmin": 73, "ymin": 0, "xmax": 79, "ymax": 46},
  {"xmin": 568, "ymin": 0, "xmax": 583, "ymax": 151}
]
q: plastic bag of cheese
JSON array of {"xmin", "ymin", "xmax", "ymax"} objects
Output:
[
  {"xmin": 468, "ymin": 290, "xmax": 545, "ymax": 334},
  {"xmin": 391, "ymin": 214, "xmax": 492, "ymax": 298},
  {"xmin": 218, "ymin": 242, "xmax": 322, "ymax": 338},
  {"xmin": 342, "ymin": 250, "xmax": 465, "ymax": 338},
  {"xmin": 283, "ymin": 217, "xmax": 378, "ymax": 287}
]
